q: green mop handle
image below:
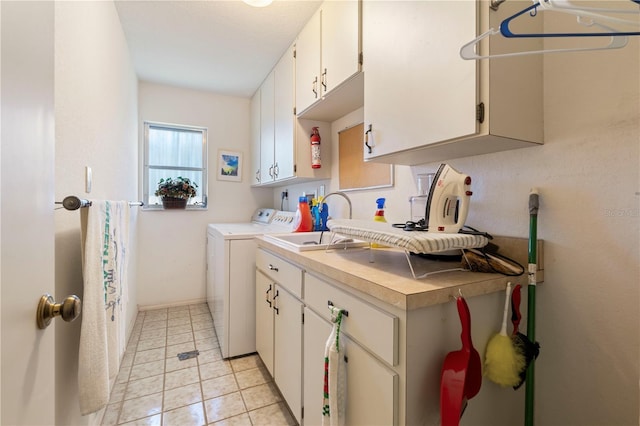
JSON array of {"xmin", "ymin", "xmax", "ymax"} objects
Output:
[{"xmin": 525, "ymin": 189, "xmax": 539, "ymax": 426}]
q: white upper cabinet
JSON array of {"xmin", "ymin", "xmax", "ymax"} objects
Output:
[
  {"xmin": 362, "ymin": 0, "xmax": 543, "ymax": 165},
  {"xmin": 259, "ymin": 70, "xmax": 275, "ymax": 183},
  {"xmin": 251, "ymin": 44, "xmax": 331, "ymax": 187},
  {"xmin": 273, "ymin": 44, "xmax": 295, "ymax": 182},
  {"xmin": 250, "ymin": 89, "xmax": 261, "ymax": 185},
  {"xmin": 295, "ymin": 9, "xmax": 321, "ymax": 114},
  {"xmin": 363, "ymin": 1, "xmax": 477, "ymax": 163},
  {"xmin": 320, "ymin": 0, "xmax": 360, "ymax": 97},
  {"xmin": 295, "ymin": 1, "xmax": 363, "ymax": 121}
]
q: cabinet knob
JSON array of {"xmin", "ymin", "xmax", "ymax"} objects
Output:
[
  {"xmin": 268, "ymin": 264, "xmax": 279, "ymax": 272},
  {"xmin": 37, "ymin": 293, "xmax": 82, "ymax": 329}
]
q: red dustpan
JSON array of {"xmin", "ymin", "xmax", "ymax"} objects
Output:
[{"xmin": 440, "ymin": 296, "xmax": 482, "ymax": 426}]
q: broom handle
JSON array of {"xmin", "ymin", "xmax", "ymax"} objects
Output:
[{"xmin": 525, "ymin": 190, "xmax": 539, "ymax": 426}]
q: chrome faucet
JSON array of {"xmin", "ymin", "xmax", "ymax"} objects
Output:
[{"xmin": 319, "ymin": 191, "xmax": 352, "ymax": 219}]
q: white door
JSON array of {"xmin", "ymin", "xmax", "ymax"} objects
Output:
[{"xmin": 1, "ymin": 1, "xmax": 57, "ymax": 424}]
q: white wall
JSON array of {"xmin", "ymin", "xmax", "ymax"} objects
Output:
[
  {"xmin": 54, "ymin": 2, "xmax": 139, "ymax": 424},
  {"xmin": 136, "ymin": 82, "xmax": 272, "ymax": 308},
  {"xmin": 276, "ymin": 30, "xmax": 640, "ymax": 426}
]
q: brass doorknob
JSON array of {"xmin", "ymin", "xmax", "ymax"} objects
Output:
[{"xmin": 37, "ymin": 294, "xmax": 81, "ymax": 329}]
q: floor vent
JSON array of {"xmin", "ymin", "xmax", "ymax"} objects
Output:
[{"xmin": 177, "ymin": 350, "xmax": 200, "ymax": 361}]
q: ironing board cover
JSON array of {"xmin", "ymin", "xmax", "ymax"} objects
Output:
[{"xmin": 327, "ymin": 219, "xmax": 489, "ymax": 254}]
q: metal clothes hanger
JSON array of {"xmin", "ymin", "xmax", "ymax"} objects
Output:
[{"xmin": 500, "ymin": 0, "xmax": 640, "ymax": 38}]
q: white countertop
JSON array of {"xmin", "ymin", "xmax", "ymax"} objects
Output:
[{"xmin": 257, "ymin": 235, "xmax": 543, "ymax": 311}]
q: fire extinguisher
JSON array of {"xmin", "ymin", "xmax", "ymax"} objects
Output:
[{"xmin": 310, "ymin": 127, "xmax": 321, "ymax": 169}]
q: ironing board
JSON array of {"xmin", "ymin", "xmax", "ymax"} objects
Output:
[{"xmin": 326, "ymin": 219, "xmax": 490, "ymax": 279}]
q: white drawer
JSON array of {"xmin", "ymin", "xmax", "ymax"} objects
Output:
[
  {"xmin": 256, "ymin": 248, "xmax": 303, "ymax": 298},
  {"xmin": 305, "ymin": 272, "xmax": 398, "ymax": 366}
]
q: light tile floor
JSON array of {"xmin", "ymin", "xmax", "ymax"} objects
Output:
[{"xmin": 101, "ymin": 303, "xmax": 297, "ymax": 426}]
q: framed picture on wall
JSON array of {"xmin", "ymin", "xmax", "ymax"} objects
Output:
[{"xmin": 217, "ymin": 150, "xmax": 242, "ymax": 182}]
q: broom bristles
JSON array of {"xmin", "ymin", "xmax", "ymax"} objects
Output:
[{"xmin": 484, "ymin": 333, "xmax": 526, "ymax": 387}]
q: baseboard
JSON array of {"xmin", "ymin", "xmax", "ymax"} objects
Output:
[{"xmin": 137, "ymin": 298, "xmax": 207, "ymax": 311}]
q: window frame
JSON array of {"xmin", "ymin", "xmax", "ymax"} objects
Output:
[{"xmin": 142, "ymin": 121, "xmax": 208, "ymax": 211}]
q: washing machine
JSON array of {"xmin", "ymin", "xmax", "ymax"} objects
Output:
[{"xmin": 206, "ymin": 209, "xmax": 295, "ymax": 358}]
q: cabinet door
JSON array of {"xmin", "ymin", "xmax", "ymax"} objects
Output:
[
  {"xmin": 255, "ymin": 271, "xmax": 274, "ymax": 376},
  {"xmin": 273, "ymin": 44, "xmax": 295, "ymax": 181},
  {"xmin": 321, "ymin": 0, "xmax": 360, "ymax": 96},
  {"xmin": 259, "ymin": 71, "xmax": 275, "ymax": 183},
  {"xmin": 250, "ymin": 89, "xmax": 261, "ymax": 185},
  {"xmin": 303, "ymin": 308, "xmax": 398, "ymax": 426},
  {"xmin": 295, "ymin": 9, "xmax": 321, "ymax": 114},
  {"xmin": 303, "ymin": 308, "xmax": 332, "ymax": 426},
  {"xmin": 363, "ymin": 1, "xmax": 476, "ymax": 160},
  {"xmin": 273, "ymin": 285, "xmax": 303, "ymax": 423}
]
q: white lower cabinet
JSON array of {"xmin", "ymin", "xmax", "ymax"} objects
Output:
[
  {"xmin": 273, "ymin": 284, "xmax": 303, "ymax": 423},
  {"xmin": 303, "ymin": 307, "xmax": 398, "ymax": 426},
  {"xmin": 255, "ymin": 270, "xmax": 275, "ymax": 375},
  {"xmin": 256, "ymin": 249, "xmax": 399, "ymax": 425},
  {"xmin": 255, "ymin": 251, "xmax": 303, "ymax": 424}
]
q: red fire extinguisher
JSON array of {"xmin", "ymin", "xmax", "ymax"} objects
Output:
[{"xmin": 310, "ymin": 127, "xmax": 321, "ymax": 169}]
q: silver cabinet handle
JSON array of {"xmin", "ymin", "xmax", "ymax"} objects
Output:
[
  {"xmin": 266, "ymin": 284, "xmax": 272, "ymax": 307},
  {"xmin": 312, "ymin": 76, "xmax": 318, "ymax": 98},
  {"xmin": 321, "ymin": 68, "xmax": 327, "ymax": 92},
  {"xmin": 37, "ymin": 293, "xmax": 81, "ymax": 329},
  {"xmin": 268, "ymin": 264, "xmax": 279, "ymax": 272},
  {"xmin": 273, "ymin": 289, "xmax": 279, "ymax": 315}
]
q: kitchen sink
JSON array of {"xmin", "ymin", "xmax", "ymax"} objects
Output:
[{"xmin": 263, "ymin": 231, "xmax": 368, "ymax": 252}]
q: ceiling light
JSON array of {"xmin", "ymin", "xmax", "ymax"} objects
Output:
[{"xmin": 243, "ymin": 0, "xmax": 273, "ymax": 7}]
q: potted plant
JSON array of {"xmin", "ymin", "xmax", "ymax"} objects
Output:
[{"xmin": 155, "ymin": 177, "xmax": 198, "ymax": 209}]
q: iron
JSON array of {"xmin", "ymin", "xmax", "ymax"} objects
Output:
[{"xmin": 425, "ymin": 164, "xmax": 473, "ymax": 233}]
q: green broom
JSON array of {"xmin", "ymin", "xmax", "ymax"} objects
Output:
[
  {"xmin": 525, "ymin": 189, "xmax": 540, "ymax": 426},
  {"xmin": 484, "ymin": 282, "xmax": 525, "ymax": 387}
]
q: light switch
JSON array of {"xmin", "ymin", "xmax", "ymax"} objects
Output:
[{"xmin": 85, "ymin": 166, "xmax": 92, "ymax": 193}]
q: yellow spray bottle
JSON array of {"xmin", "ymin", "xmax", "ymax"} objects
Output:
[{"xmin": 371, "ymin": 198, "xmax": 387, "ymax": 248}]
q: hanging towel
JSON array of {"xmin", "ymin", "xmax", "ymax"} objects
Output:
[
  {"xmin": 78, "ymin": 200, "xmax": 130, "ymax": 415},
  {"xmin": 322, "ymin": 307, "xmax": 347, "ymax": 426}
]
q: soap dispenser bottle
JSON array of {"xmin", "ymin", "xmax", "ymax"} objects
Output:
[
  {"xmin": 293, "ymin": 195, "xmax": 313, "ymax": 232},
  {"xmin": 374, "ymin": 198, "xmax": 387, "ymax": 223}
]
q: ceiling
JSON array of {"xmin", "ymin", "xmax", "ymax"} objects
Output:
[{"xmin": 114, "ymin": 0, "xmax": 322, "ymax": 98}]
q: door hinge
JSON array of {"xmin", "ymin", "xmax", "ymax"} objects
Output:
[
  {"xmin": 476, "ymin": 102, "xmax": 485, "ymax": 124},
  {"xmin": 294, "ymin": 164, "xmax": 297, "ymax": 173},
  {"xmin": 301, "ymin": 312, "xmax": 305, "ymax": 324},
  {"xmin": 359, "ymin": 52, "xmax": 363, "ymax": 66},
  {"xmin": 293, "ymin": 107, "xmax": 296, "ymax": 115},
  {"xmin": 293, "ymin": 47, "xmax": 297, "ymax": 59},
  {"xmin": 301, "ymin": 406, "xmax": 304, "ymax": 419}
]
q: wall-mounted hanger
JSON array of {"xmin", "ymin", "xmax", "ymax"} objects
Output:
[{"xmin": 500, "ymin": 0, "xmax": 640, "ymax": 38}]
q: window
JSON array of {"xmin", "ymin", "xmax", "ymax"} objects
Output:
[{"xmin": 143, "ymin": 121, "xmax": 208, "ymax": 209}]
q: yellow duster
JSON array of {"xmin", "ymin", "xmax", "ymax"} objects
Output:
[{"xmin": 484, "ymin": 282, "xmax": 525, "ymax": 387}]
